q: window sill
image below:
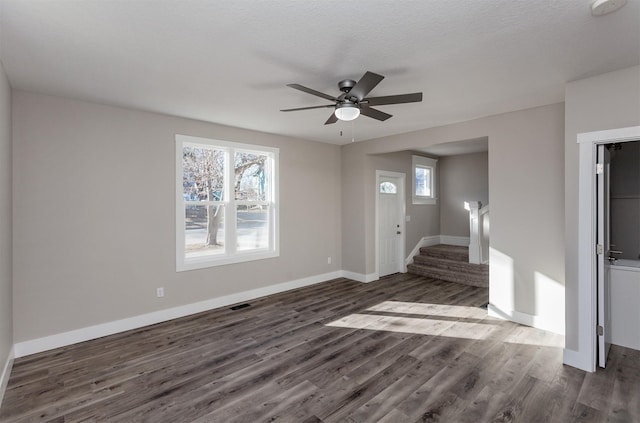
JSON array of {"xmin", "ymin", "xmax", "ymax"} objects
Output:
[
  {"xmin": 177, "ymin": 250, "xmax": 279, "ymax": 272},
  {"xmin": 412, "ymin": 197, "xmax": 437, "ymax": 205}
]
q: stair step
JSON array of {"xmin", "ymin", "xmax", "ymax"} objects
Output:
[
  {"xmin": 407, "ymin": 263, "xmax": 488, "ymax": 288},
  {"xmin": 413, "ymin": 255, "xmax": 488, "ymax": 275},
  {"xmin": 419, "ymin": 244, "xmax": 469, "ymax": 262}
]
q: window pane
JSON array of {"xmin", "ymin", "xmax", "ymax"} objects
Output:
[
  {"xmin": 235, "ymin": 151, "xmax": 268, "ymax": 201},
  {"xmin": 183, "ymin": 146, "xmax": 225, "ymax": 202},
  {"xmin": 237, "ymin": 205, "xmax": 269, "ymax": 251},
  {"xmin": 185, "ymin": 205, "xmax": 225, "ymax": 258},
  {"xmin": 415, "ymin": 167, "xmax": 431, "ymax": 197},
  {"xmin": 380, "ymin": 181, "xmax": 397, "ymax": 194}
]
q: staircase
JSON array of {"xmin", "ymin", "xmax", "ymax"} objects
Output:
[{"xmin": 407, "ymin": 244, "xmax": 489, "ymax": 288}]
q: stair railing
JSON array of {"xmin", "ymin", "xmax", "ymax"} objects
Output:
[{"xmin": 465, "ymin": 201, "xmax": 490, "ymax": 264}]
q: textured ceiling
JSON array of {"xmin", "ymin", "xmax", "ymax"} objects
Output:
[{"xmin": 0, "ymin": 0, "xmax": 638, "ymax": 145}]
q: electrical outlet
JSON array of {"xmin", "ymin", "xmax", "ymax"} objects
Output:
[
  {"xmin": 157, "ymin": 287, "xmax": 164, "ymax": 298},
  {"xmin": 328, "ymin": 256, "xmax": 332, "ymax": 264}
]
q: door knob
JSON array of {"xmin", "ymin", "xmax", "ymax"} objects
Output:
[{"xmin": 397, "ymin": 231, "xmax": 401, "ymax": 234}]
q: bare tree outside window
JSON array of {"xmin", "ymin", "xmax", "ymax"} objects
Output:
[
  {"xmin": 181, "ymin": 144, "xmax": 273, "ymax": 260},
  {"xmin": 183, "ymin": 146, "xmax": 225, "ymax": 254},
  {"xmin": 235, "ymin": 151, "xmax": 268, "ymax": 250}
]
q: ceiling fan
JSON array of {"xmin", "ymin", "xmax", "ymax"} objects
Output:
[{"xmin": 281, "ymin": 71, "xmax": 423, "ymax": 125}]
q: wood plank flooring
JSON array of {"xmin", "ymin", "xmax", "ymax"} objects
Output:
[{"xmin": 1, "ymin": 273, "xmax": 639, "ymax": 422}]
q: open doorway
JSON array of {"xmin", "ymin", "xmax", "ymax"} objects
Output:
[
  {"xmin": 372, "ymin": 138, "xmax": 489, "ymax": 283},
  {"xmin": 572, "ymin": 125, "xmax": 640, "ymax": 372}
]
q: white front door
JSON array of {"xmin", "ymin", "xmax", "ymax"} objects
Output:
[
  {"xmin": 377, "ymin": 174, "xmax": 404, "ymax": 277},
  {"xmin": 597, "ymin": 144, "xmax": 612, "ymax": 368}
]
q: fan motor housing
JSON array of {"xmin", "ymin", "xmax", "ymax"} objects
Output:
[{"xmin": 338, "ymin": 79, "xmax": 357, "ymax": 93}]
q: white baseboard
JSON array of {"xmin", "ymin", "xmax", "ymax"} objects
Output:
[
  {"xmin": 0, "ymin": 346, "xmax": 14, "ymax": 407},
  {"xmin": 487, "ymin": 304, "xmax": 565, "ymax": 335},
  {"xmin": 14, "ymin": 271, "xmax": 342, "ymax": 358},
  {"xmin": 405, "ymin": 235, "xmax": 471, "ymax": 265},
  {"xmin": 340, "ymin": 270, "xmax": 378, "ymax": 283},
  {"xmin": 562, "ymin": 348, "xmax": 595, "ymax": 373},
  {"xmin": 439, "ymin": 235, "xmax": 470, "ymax": 246}
]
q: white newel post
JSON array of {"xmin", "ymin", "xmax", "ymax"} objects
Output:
[{"xmin": 465, "ymin": 201, "xmax": 482, "ymax": 264}]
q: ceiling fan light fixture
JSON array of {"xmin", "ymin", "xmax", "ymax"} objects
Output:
[
  {"xmin": 591, "ymin": 0, "xmax": 627, "ymax": 16},
  {"xmin": 334, "ymin": 102, "xmax": 360, "ymax": 121}
]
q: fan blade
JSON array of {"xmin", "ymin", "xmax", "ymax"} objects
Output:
[
  {"xmin": 348, "ymin": 71, "xmax": 384, "ymax": 101},
  {"xmin": 287, "ymin": 84, "xmax": 338, "ymax": 102},
  {"xmin": 360, "ymin": 106, "xmax": 392, "ymax": 121},
  {"xmin": 281, "ymin": 104, "xmax": 334, "ymax": 112},
  {"xmin": 324, "ymin": 112, "xmax": 338, "ymax": 125},
  {"xmin": 364, "ymin": 92, "xmax": 423, "ymax": 106}
]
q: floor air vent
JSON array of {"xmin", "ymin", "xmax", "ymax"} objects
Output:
[{"xmin": 230, "ymin": 303, "xmax": 250, "ymax": 311}]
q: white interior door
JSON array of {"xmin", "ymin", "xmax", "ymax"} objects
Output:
[
  {"xmin": 378, "ymin": 175, "xmax": 404, "ymax": 277},
  {"xmin": 597, "ymin": 144, "xmax": 612, "ymax": 368}
]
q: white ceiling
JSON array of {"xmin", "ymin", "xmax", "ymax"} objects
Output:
[{"xmin": 0, "ymin": 0, "xmax": 638, "ymax": 145}]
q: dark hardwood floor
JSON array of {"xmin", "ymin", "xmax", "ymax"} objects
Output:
[{"xmin": 1, "ymin": 273, "xmax": 638, "ymax": 422}]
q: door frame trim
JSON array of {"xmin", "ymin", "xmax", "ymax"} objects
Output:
[
  {"xmin": 375, "ymin": 170, "xmax": 407, "ymax": 279},
  {"xmin": 568, "ymin": 125, "xmax": 640, "ymax": 372}
]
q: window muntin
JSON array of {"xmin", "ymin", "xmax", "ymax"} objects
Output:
[
  {"xmin": 177, "ymin": 135, "xmax": 279, "ymax": 271},
  {"xmin": 412, "ymin": 155, "xmax": 437, "ymax": 205}
]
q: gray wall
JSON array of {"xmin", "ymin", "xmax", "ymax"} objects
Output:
[
  {"xmin": 369, "ymin": 151, "xmax": 440, "ymax": 257},
  {"xmin": 439, "ymin": 152, "xmax": 489, "ymax": 237},
  {"xmin": 12, "ymin": 91, "xmax": 342, "ymax": 343},
  {"xmin": 369, "ymin": 150, "xmax": 489, "ymax": 254},
  {"xmin": 342, "ymin": 103, "xmax": 565, "ymax": 329},
  {"xmin": 564, "ymin": 65, "xmax": 640, "ymax": 351},
  {"xmin": 0, "ymin": 61, "xmax": 13, "ymax": 388},
  {"xmin": 610, "ymin": 141, "xmax": 640, "ymax": 261}
]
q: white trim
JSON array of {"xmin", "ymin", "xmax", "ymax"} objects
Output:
[
  {"xmin": 340, "ymin": 270, "xmax": 379, "ymax": 283},
  {"xmin": 487, "ymin": 304, "xmax": 565, "ymax": 335},
  {"xmin": 562, "ymin": 348, "xmax": 593, "ymax": 372},
  {"xmin": 375, "ymin": 170, "xmax": 407, "ymax": 279},
  {"xmin": 440, "ymin": 235, "xmax": 470, "ymax": 247},
  {"xmin": 13, "ymin": 271, "xmax": 341, "ymax": 358},
  {"xmin": 577, "ymin": 126, "xmax": 640, "ymax": 144},
  {"xmin": 0, "ymin": 346, "xmax": 14, "ymax": 407},
  {"xmin": 571, "ymin": 125, "xmax": 640, "ymax": 372},
  {"xmin": 405, "ymin": 236, "xmax": 441, "ymax": 265}
]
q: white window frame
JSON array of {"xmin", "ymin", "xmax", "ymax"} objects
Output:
[
  {"xmin": 412, "ymin": 155, "xmax": 437, "ymax": 205},
  {"xmin": 176, "ymin": 134, "xmax": 279, "ymax": 271}
]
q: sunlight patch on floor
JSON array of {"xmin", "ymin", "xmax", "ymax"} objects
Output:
[
  {"xmin": 502, "ymin": 325, "xmax": 565, "ymax": 348},
  {"xmin": 326, "ymin": 313, "xmax": 497, "ymax": 339},
  {"xmin": 367, "ymin": 301, "xmax": 488, "ymax": 320},
  {"xmin": 326, "ymin": 301, "xmax": 565, "ymax": 348}
]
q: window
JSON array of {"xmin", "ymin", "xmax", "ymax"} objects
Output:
[
  {"xmin": 176, "ymin": 134, "xmax": 279, "ymax": 271},
  {"xmin": 379, "ymin": 181, "xmax": 397, "ymax": 194},
  {"xmin": 412, "ymin": 155, "xmax": 437, "ymax": 204}
]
